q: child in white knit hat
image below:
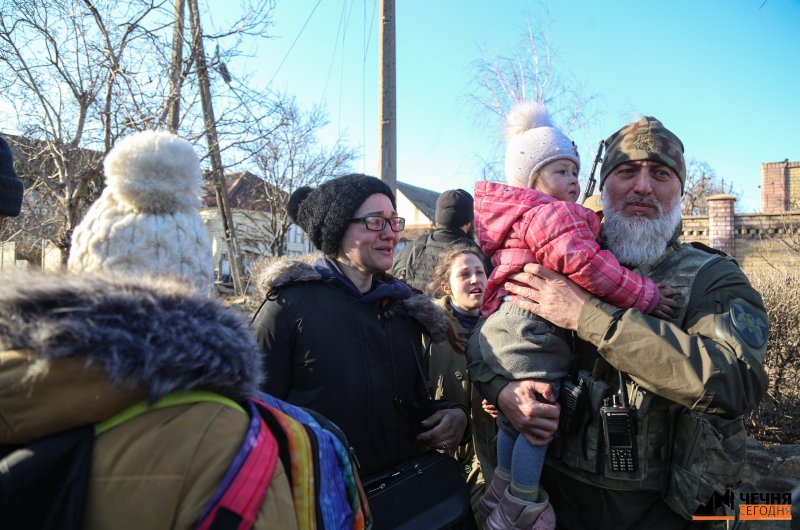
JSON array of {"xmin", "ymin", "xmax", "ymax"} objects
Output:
[
  {"xmin": 473, "ymin": 101, "xmax": 676, "ymax": 529},
  {"xmin": 68, "ymin": 130, "xmax": 213, "ymax": 290}
]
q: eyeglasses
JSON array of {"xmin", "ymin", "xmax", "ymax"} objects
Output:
[{"xmin": 349, "ymin": 215, "xmax": 406, "ymax": 232}]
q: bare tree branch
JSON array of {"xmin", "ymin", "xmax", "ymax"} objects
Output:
[
  {"xmin": 468, "ymin": 8, "xmax": 602, "ymax": 181},
  {"xmin": 681, "ymin": 159, "xmax": 737, "ymax": 216},
  {"xmin": 240, "ymin": 94, "xmax": 356, "ymax": 257}
]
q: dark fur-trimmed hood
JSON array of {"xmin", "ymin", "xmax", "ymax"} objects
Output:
[
  {"xmin": 253, "ymin": 256, "xmax": 450, "ymax": 342},
  {"xmin": 0, "ymin": 272, "xmax": 262, "ymax": 401}
]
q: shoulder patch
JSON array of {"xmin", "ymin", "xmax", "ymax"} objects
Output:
[{"xmin": 729, "ymin": 298, "xmax": 768, "ymax": 349}]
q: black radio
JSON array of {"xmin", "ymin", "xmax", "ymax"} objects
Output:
[
  {"xmin": 601, "ymin": 395, "xmax": 638, "ymax": 472},
  {"xmin": 558, "ymin": 378, "xmax": 588, "ymax": 434}
]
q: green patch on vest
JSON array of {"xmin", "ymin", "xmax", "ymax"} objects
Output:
[{"xmin": 729, "ymin": 299, "xmax": 768, "ymax": 349}]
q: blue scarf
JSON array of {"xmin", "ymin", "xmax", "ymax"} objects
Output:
[
  {"xmin": 314, "ymin": 258, "xmax": 413, "ymax": 306},
  {"xmin": 449, "ymin": 301, "xmax": 480, "ymax": 333}
]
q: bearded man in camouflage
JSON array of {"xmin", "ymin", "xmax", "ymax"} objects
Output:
[{"xmin": 467, "ymin": 116, "xmax": 769, "ymax": 529}]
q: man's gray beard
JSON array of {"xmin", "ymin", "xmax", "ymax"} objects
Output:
[{"xmin": 602, "ymin": 195, "xmax": 682, "ymax": 267}]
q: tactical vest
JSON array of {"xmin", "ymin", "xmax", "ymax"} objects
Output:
[
  {"xmin": 399, "ymin": 233, "xmax": 472, "ymax": 291},
  {"xmin": 548, "ymin": 242, "xmax": 745, "ymax": 512}
]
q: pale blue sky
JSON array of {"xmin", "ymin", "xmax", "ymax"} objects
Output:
[{"xmin": 216, "ymin": 0, "xmax": 800, "ymax": 213}]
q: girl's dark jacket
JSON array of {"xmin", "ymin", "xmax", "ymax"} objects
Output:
[{"xmin": 252, "ymin": 257, "xmax": 454, "ymax": 477}]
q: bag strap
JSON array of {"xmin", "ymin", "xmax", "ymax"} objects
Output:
[
  {"xmin": 195, "ymin": 399, "xmax": 279, "ymax": 530},
  {"xmin": 94, "ymin": 391, "xmax": 278, "ymax": 530},
  {"xmin": 410, "ymin": 339, "xmax": 433, "ymax": 401},
  {"xmin": 95, "ymin": 390, "xmax": 245, "ymax": 436}
]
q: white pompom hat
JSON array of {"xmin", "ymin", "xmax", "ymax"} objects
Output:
[
  {"xmin": 68, "ymin": 130, "xmax": 213, "ymax": 290},
  {"xmin": 503, "ymin": 101, "xmax": 580, "ymax": 188}
]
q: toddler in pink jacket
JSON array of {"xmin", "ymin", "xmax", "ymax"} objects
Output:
[{"xmin": 474, "ymin": 101, "xmax": 675, "ymax": 529}]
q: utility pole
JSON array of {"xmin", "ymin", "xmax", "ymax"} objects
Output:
[
  {"xmin": 167, "ymin": 0, "xmax": 185, "ymax": 132},
  {"xmin": 186, "ymin": 0, "xmax": 245, "ymax": 295},
  {"xmin": 378, "ymin": 0, "xmax": 396, "ymax": 193}
]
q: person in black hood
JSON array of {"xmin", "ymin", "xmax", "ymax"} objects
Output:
[
  {"xmin": 0, "ymin": 135, "xmax": 23, "ymax": 223},
  {"xmin": 392, "ymin": 188, "xmax": 491, "ymax": 292}
]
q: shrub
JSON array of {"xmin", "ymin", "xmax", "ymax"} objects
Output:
[{"xmin": 746, "ymin": 269, "xmax": 800, "ymax": 443}]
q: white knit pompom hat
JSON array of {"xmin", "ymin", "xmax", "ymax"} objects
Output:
[
  {"xmin": 503, "ymin": 101, "xmax": 580, "ymax": 188},
  {"xmin": 68, "ymin": 130, "xmax": 213, "ymax": 290}
]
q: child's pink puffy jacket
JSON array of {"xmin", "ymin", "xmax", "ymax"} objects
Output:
[{"xmin": 474, "ymin": 181, "xmax": 660, "ymax": 316}]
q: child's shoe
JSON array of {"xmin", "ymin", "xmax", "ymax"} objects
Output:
[
  {"xmin": 483, "ymin": 487, "xmax": 555, "ymax": 530},
  {"xmin": 477, "ymin": 467, "xmax": 511, "ymax": 519}
]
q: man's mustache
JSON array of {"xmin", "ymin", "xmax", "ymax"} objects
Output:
[{"xmin": 621, "ymin": 194, "xmax": 661, "ymax": 213}]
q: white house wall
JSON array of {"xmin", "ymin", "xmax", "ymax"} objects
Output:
[
  {"xmin": 199, "ymin": 207, "xmax": 312, "ymax": 278},
  {"xmin": 396, "ymin": 191, "xmax": 434, "ymax": 226}
]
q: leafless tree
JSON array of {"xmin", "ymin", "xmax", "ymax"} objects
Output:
[
  {"xmin": 469, "ymin": 7, "xmax": 602, "ymax": 180},
  {"xmin": 681, "ymin": 159, "xmax": 736, "ymax": 216},
  {"xmin": 0, "ymin": 0, "xmax": 278, "ymax": 263},
  {"xmin": 0, "ymin": 0, "xmax": 165, "ymax": 259},
  {"xmin": 775, "ymin": 210, "xmax": 800, "ymax": 255},
  {"xmin": 754, "ymin": 199, "xmax": 800, "ymax": 264},
  {"xmin": 0, "ymin": 136, "xmax": 104, "ymax": 264},
  {"xmin": 250, "ymin": 94, "xmax": 356, "ymax": 257}
]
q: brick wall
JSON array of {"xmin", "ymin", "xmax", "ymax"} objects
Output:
[
  {"xmin": 681, "ymin": 210, "xmax": 800, "ymax": 274},
  {"xmin": 734, "ymin": 212, "xmax": 800, "ymax": 274},
  {"xmin": 707, "ymin": 194, "xmax": 736, "ymax": 256},
  {"xmin": 761, "ymin": 160, "xmax": 800, "ymax": 213},
  {"xmin": 677, "ymin": 160, "xmax": 800, "ymax": 275},
  {"xmin": 681, "ymin": 215, "xmax": 709, "ymax": 246}
]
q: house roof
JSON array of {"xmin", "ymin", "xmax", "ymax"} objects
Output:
[
  {"xmin": 203, "ymin": 175, "xmax": 442, "ymax": 220},
  {"xmin": 203, "ymin": 171, "xmax": 285, "ymax": 212},
  {"xmin": 397, "ymin": 181, "xmax": 440, "ymax": 222},
  {"xmin": 4, "ymin": 133, "xmax": 104, "ymax": 185}
]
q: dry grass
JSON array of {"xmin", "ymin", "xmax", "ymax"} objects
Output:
[{"xmin": 746, "ymin": 269, "xmax": 800, "ymax": 444}]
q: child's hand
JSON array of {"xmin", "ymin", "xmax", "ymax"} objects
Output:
[
  {"xmin": 651, "ymin": 283, "xmax": 678, "ymax": 320},
  {"xmin": 481, "ymin": 399, "xmax": 498, "ymax": 419}
]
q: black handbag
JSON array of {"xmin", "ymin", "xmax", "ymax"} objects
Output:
[{"xmin": 364, "ymin": 450, "xmax": 476, "ymax": 530}]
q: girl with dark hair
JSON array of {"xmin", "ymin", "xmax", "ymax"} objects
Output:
[{"xmin": 426, "ymin": 245, "xmax": 497, "ymax": 525}]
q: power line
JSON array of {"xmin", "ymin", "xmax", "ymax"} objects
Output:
[
  {"xmin": 362, "ymin": 0, "xmax": 377, "ymax": 171},
  {"xmin": 267, "ymin": 0, "xmax": 323, "ymax": 87},
  {"xmin": 363, "ymin": 0, "xmax": 377, "ymax": 63},
  {"xmin": 320, "ymin": 1, "xmax": 349, "ymax": 104},
  {"xmin": 338, "ymin": 0, "xmax": 356, "ymax": 137}
]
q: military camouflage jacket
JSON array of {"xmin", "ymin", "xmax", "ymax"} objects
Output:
[{"xmin": 467, "ymin": 240, "xmax": 769, "ymax": 527}]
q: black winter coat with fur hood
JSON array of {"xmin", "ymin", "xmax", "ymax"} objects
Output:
[{"xmin": 252, "ymin": 257, "xmax": 453, "ymax": 477}]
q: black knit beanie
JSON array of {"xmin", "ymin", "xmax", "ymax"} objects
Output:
[
  {"xmin": 0, "ymin": 136, "xmax": 23, "ymax": 217},
  {"xmin": 287, "ymin": 173, "xmax": 396, "ymax": 256},
  {"xmin": 435, "ymin": 189, "xmax": 473, "ymax": 227}
]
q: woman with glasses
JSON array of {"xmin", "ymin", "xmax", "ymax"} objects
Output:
[{"xmin": 251, "ymin": 173, "xmax": 468, "ymax": 480}]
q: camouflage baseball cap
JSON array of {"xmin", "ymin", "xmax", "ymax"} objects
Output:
[{"xmin": 599, "ymin": 116, "xmax": 686, "ymax": 192}]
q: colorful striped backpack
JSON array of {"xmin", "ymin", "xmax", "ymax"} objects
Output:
[
  {"xmin": 190, "ymin": 391, "xmax": 371, "ymax": 530},
  {"xmin": 1, "ymin": 390, "xmax": 369, "ymax": 530}
]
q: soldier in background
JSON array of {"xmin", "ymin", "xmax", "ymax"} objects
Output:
[
  {"xmin": 392, "ymin": 188, "xmax": 491, "ymax": 291},
  {"xmin": 582, "ymin": 193, "xmax": 603, "ymax": 221}
]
